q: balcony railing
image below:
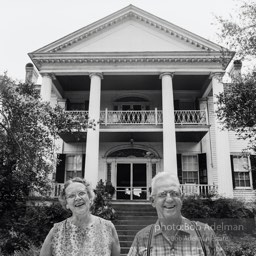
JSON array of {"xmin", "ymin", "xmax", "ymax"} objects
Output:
[
  {"xmin": 63, "ymin": 109, "xmax": 207, "ymax": 127},
  {"xmin": 99, "ymin": 109, "xmax": 207, "ymax": 126},
  {"xmin": 50, "ymin": 183, "xmax": 217, "ymax": 198},
  {"xmin": 99, "ymin": 109, "xmax": 163, "ymax": 125}
]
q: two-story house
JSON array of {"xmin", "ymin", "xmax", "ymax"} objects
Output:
[{"xmin": 27, "ymin": 5, "xmax": 256, "ymax": 201}]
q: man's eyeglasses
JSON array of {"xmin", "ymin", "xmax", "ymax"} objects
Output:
[
  {"xmin": 66, "ymin": 191, "xmax": 88, "ymax": 200},
  {"xmin": 153, "ymin": 190, "xmax": 181, "ymax": 198}
]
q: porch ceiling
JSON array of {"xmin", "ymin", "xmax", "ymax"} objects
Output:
[
  {"xmin": 100, "ymin": 131, "xmax": 163, "ymax": 142},
  {"xmin": 55, "ymin": 74, "xmax": 210, "ymax": 91}
]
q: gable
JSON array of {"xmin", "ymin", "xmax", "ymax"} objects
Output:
[
  {"xmin": 62, "ymin": 21, "xmax": 201, "ymax": 53},
  {"xmin": 33, "ymin": 5, "xmax": 224, "ymax": 54}
]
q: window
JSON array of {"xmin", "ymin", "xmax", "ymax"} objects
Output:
[
  {"xmin": 232, "ymin": 155, "xmax": 251, "ymax": 188},
  {"xmin": 182, "ymin": 155, "xmax": 199, "ymax": 184},
  {"xmin": 66, "ymin": 155, "xmax": 83, "ymax": 180}
]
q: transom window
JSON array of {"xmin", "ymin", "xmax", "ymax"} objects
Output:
[
  {"xmin": 232, "ymin": 155, "xmax": 251, "ymax": 188},
  {"xmin": 66, "ymin": 155, "xmax": 83, "ymax": 180},
  {"xmin": 182, "ymin": 155, "xmax": 199, "ymax": 184}
]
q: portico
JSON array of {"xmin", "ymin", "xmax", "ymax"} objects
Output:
[{"xmin": 29, "ymin": 5, "xmax": 236, "ymax": 199}]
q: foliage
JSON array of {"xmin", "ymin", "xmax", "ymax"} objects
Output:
[
  {"xmin": 91, "ymin": 179, "xmax": 117, "ymax": 220},
  {"xmin": 105, "ymin": 180, "xmax": 116, "ymax": 196},
  {"xmin": 216, "ymin": 73, "xmax": 256, "ymax": 151},
  {"xmin": 220, "ymin": 235, "xmax": 256, "ymax": 256},
  {"xmin": 0, "ymin": 73, "xmax": 91, "ymax": 255},
  {"xmin": 182, "ymin": 196, "xmax": 254, "ymax": 219},
  {"xmin": 216, "ymin": 0, "xmax": 256, "ymax": 63},
  {"xmin": 0, "ymin": 187, "xmax": 118, "ymax": 255}
]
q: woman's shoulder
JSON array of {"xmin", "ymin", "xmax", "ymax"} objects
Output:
[
  {"xmin": 52, "ymin": 219, "xmax": 69, "ymax": 232},
  {"xmin": 93, "ymin": 216, "xmax": 115, "ymax": 228}
]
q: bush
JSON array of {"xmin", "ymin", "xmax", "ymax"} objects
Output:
[
  {"xmin": 182, "ymin": 196, "xmax": 254, "ymax": 219},
  {"xmin": 220, "ymin": 235, "xmax": 256, "ymax": 256},
  {"xmin": 91, "ymin": 179, "xmax": 117, "ymax": 220}
]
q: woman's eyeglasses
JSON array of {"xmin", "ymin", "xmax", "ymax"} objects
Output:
[{"xmin": 66, "ymin": 191, "xmax": 88, "ymax": 200}]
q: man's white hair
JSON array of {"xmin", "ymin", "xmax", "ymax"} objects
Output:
[{"xmin": 151, "ymin": 172, "xmax": 180, "ymax": 196}]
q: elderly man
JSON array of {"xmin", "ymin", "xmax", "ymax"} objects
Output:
[{"xmin": 128, "ymin": 172, "xmax": 226, "ymax": 256}]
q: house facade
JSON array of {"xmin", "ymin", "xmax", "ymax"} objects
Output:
[{"xmin": 28, "ymin": 5, "xmax": 256, "ymax": 201}]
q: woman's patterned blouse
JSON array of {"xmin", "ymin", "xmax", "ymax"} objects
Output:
[{"xmin": 51, "ymin": 216, "xmax": 114, "ymax": 256}]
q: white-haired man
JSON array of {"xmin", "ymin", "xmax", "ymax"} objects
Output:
[{"xmin": 128, "ymin": 172, "xmax": 226, "ymax": 256}]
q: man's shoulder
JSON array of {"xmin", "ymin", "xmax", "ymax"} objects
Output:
[
  {"xmin": 192, "ymin": 220, "xmax": 214, "ymax": 233},
  {"xmin": 135, "ymin": 224, "xmax": 154, "ymax": 239}
]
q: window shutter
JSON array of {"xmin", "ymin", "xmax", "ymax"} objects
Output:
[
  {"xmin": 84, "ymin": 101, "xmax": 89, "ymax": 111},
  {"xmin": 174, "ymin": 100, "xmax": 180, "ymax": 110},
  {"xmin": 250, "ymin": 155, "xmax": 256, "ymax": 189},
  {"xmin": 230, "ymin": 155, "xmax": 235, "ymax": 189},
  {"xmin": 177, "ymin": 154, "xmax": 182, "ymax": 184},
  {"xmin": 66, "ymin": 99, "xmax": 70, "ymax": 110},
  {"xmin": 56, "ymin": 154, "xmax": 66, "ymax": 183},
  {"xmin": 198, "ymin": 153, "xmax": 207, "ymax": 184},
  {"xmin": 82, "ymin": 154, "xmax": 85, "ymax": 178}
]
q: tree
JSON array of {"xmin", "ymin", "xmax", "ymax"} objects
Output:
[
  {"xmin": 214, "ymin": 0, "xmax": 256, "ymax": 152},
  {"xmin": 216, "ymin": 73, "xmax": 256, "ymax": 151},
  {"xmin": 216, "ymin": 0, "xmax": 256, "ymax": 62},
  {"xmin": 0, "ymin": 73, "xmax": 74, "ymax": 253}
]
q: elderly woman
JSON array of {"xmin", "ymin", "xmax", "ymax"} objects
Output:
[{"xmin": 40, "ymin": 177, "xmax": 120, "ymax": 256}]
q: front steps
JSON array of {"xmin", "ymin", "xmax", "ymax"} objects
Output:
[{"xmin": 112, "ymin": 202, "xmax": 158, "ymax": 255}]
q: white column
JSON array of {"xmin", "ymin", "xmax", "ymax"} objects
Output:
[
  {"xmin": 40, "ymin": 74, "xmax": 52, "ymax": 102},
  {"xmin": 160, "ymin": 73, "xmax": 177, "ymax": 175},
  {"xmin": 85, "ymin": 73, "xmax": 102, "ymax": 188},
  {"xmin": 212, "ymin": 73, "xmax": 233, "ymax": 197},
  {"xmin": 199, "ymin": 98, "xmax": 213, "ymax": 185}
]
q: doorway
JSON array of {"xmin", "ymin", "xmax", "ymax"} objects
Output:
[{"xmin": 116, "ymin": 163, "xmax": 147, "ymax": 200}]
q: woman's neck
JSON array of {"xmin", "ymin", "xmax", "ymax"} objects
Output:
[{"xmin": 71, "ymin": 213, "xmax": 93, "ymax": 228}]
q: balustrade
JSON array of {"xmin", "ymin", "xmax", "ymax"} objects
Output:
[
  {"xmin": 64, "ymin": 109, "xmax": 207, "ymax": 127},
  {"xmin": 50, "ymin": 183, "xmax": 217, "ymax": 198}
]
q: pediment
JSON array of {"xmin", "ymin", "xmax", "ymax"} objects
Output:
[{"xmin": 33, "ymin": 5, "xmax": 224, "ymax": 54}]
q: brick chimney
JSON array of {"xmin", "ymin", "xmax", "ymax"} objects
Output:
[
  {"xmin": 230, "ymin": 59, "xmax": 242, "ymax": 82},
  {"xmin": 25, "ymin": 63, "xmax": 39, "ymax": 84}
]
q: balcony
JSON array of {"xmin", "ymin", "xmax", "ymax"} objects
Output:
[
  {"xmin": 50, "ymin": 183, "xmax": 218, "ymax": 199},
  {"xmin": 58, "ymin": 109, "xmax": 209, "ymax": 142}
]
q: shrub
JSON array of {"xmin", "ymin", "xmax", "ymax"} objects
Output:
[
  {"xmin": 91, "ymin": 179, "xmax": 117, "ymax": 220},
  {"xmin": 220, "ymin": 235, "xmax": 256, "ymax": 256},
  {"xmin": 182, "ymin": 196, "xmax": 254, "ymax": 219}
]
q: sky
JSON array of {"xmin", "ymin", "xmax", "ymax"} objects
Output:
[{"xmin": 0, "ymin": 0, "xmax": 241, "ymax": 82}]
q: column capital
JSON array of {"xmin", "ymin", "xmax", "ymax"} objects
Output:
[
  {"xmin": 41, "ymin": 73, "xmax": 51, "ymax": 79},
  {"xmin": 209, "ymin": 72, "xmax": 225, "ymax": 80},
  {"xmin": 89, "ymin": 72, "xmax": 103, "ymax": 79},
  {"xmin": 159, "ymin": 72, "xmax": 174, "ymax": 79}
]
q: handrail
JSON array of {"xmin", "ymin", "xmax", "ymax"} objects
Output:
[{"xmin": 64, "ymin": 109, "xmax": 208, "ymax": 126}]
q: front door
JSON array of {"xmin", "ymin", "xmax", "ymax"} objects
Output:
[{"xmin": 116, "ymin": 163, "xmax": 147, "ymax": 200}]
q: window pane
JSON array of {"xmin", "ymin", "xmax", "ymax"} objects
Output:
[
  {"xmin": 66, "ymin": 155, "xmax": 83, "ymax": 181},
  {"xmin": 182, "ymin": 155, "xmax": 198, "ymax": 184},
  {"xmin": 234, "ymin": 171, "xmax": 250, "ymax": 187}
]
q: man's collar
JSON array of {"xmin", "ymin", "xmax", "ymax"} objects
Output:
[{"xmin": 153, "ymin": 217, "xmax": 194, "ymax": 237}]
